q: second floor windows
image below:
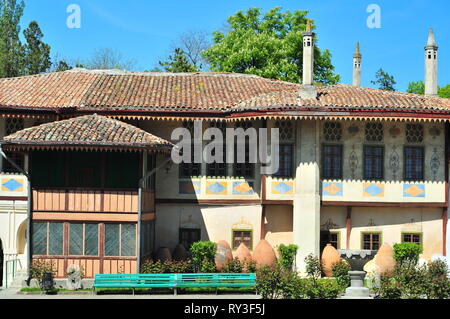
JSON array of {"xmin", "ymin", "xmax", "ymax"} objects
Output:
[
  {"xmin": 274, "ymin": 144, "xmax": 294, "ymax": 178},
  {"xmin": 179, "ymin": 120, "xmax": 201, "ymax": 178},
  {"xmin": 404, "ymin": 146, "xmax": 424, "ymax": 180},
  {"xmin": 322, "ymin": 145, "xmax": 343, "ymax": 179},
  {"xmin": 363, "ymin": 145, "xmax": 384, "ymax": 180}
]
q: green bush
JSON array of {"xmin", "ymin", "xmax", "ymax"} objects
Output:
[
  {"xmin": 393, "ymin": 242, "xmax": 422, "ymax": 265},
  {"xmin": 332, "ymin": 259, "xmax": 351, "ymax": 288},
  {"xmin": 255, "ymin": 264, "xmax": 286, "ymax": 299},
  {"xmin": 277, "ymin": 244, "xmax": 298, "ymax": 271},
  {"xmin": 190, "ymin": 241, "xmax": 217, "ymax": 272},
  {"xmin": 141, "ymin": 260, "xmax": 193, "ymax": 274},
  {"xmin": 304, "ymin": 254, "xmax": 322, "ymax": 280},
  {"xmin": 222, "ymin": 258, "xmax": 243, "ymax": 273},
  {"xmin": 373, "ymin": 260, "xmax": 450, "ymax": 299}
]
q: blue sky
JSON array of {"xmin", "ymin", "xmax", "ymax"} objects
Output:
[{"xmin": 21, "ymin": 0, "xmax": 450, "ymax": 92}]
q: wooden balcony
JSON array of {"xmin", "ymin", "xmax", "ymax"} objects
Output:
[{"xmin": 32, "ymin": 188, "xmax": 139, "ymax": 213}]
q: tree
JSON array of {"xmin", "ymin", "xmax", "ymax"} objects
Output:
[
  {"xmin": 371, "ymin": 68, "xmax": 396, "ymax": 91},
  {"xmin": 55, "ymin": 60, "xmax": 71, "ymax": 72},
  {"xmin": 407, "ymin": 81, "xmax": 424, "ymax": 94},
  {"xmin": 439, "ymin": 84, "xmax": 450, "ymax": 98},
  {"xmin": 406, "ymin": 80, "xmax": 450, "ymax": 98},
  {"xmin": 203, "ymin": 7, "xmax": 340, "ymax": 84},
  {"xmin": 174, "ymin": 30, "xmax": 210, "ymax": 71},
  {"xmin": 86, "ymin": 48, "xmax": 136, "ymax": 70},
  {"xmin": 23, "ymin": 21, "xmax": 51, "ymax": 74},
  {"xmin": 159, "ymin": 48, "xmax": 198, "ymax": 72},
  {"xmin": 0, "ymin": 0, "xmax": 25, "ymax": 78}
]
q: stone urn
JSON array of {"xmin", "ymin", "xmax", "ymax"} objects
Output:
[
  {"xmin": 234, "ymin": 243, "xmax": 252, "ymax": 263},
  {"xmin": 215, "ymin": 240, "xmax": 233, "ymax": 271},
  {"xmin": 252, "ymin": 239, "xmax": 277, "ymax": 267},
  {"xmin": 321, "ymin": 244, "xmax": 341, "ymax": 277},
  {"xmin": 374, "ymin": 244, "xmax": 396, "ymax": 276},
  {"xmin": 172, "ymin": 244, "xmax": 188, "ymax": 261},
  {"xmin": 66, "ymin": 264, "xmax": 82, "ymax": 290},
  {"xmin": 338, "ymin": 249, "xmax": 377, "ymax": 271},
  {"xmin": 155, "ymin": 247, "xmax": 172, "ymax": 262}
]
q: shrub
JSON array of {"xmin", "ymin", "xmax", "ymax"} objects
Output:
[
  {"xmin": 29, "ymin": 260, "xmax": 56, "ymax": 287},
  {"xmin": 427, "ymin": 259, "xmax": 449, "ymax": 278},
  {"xmin": 302, "ymin": 278, "xmax": 342, "ymax": 299},
  {"xmin": 190, "ymin": 241, "xmax": 217, "ymax": 272},
  {"xmin": 255, "ymin": 264, "xmax": 285, "ymax": 299},
  {"xmin": 199, "ymin": 260, "xmax": 217, "ymax": 273},
  {"xmin": 222, "ymin": 258, "xmax": 243, "ymax": 273},
  {"xmin": 277, "ymin": 244, "xmax": 298, "ymax": 271},
  {"xmin": 141, "ymin": 260, "xmax": 193, "ymax": 274},
  {"xmin": 332, "ymin": 259, "xmax": 351, "ymax": 288},
  {"xmin": 304, "ymin": 254, "xmax": 322, "ymax": 280},
  {"xmin": 393, "ymin": 242, "xmax": 422, "ymax": 265},
  {"xmin": 243, "ymin": 260, "xmax": 257, "ymax": 273}
]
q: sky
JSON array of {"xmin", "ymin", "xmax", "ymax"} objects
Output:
[{"xmin": 20, "ymin": 0, "xmax": 450, "ymax": 92}]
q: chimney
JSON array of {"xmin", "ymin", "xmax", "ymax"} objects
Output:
[
  {"xmin": 299, "ymin": 20, "xmax": 317, "ymax": 99},
  {"xmin": 424, "ymin": 28, "xmax": 438, "ymax": 96},
  {"xmin": 353, "ymin": 42, "xmax": 362, "ymax": 87}
]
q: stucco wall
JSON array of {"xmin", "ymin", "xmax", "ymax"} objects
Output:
[
  {"xmin": 264, "ymin": 205, "xmax": 293, "ymax": 253},
  {"xmin": 155, "ymin": 204, "xmax": 262, "ymax": 252}
]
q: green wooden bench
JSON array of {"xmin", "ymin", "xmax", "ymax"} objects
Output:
[{"xmin": 93, "ymin": 273, "xmax": 256, "ymax": 295}]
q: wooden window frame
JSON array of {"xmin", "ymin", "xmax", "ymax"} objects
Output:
[
  {"xmin": 322, "ymin": 144, "xmax": 343, "ymax": 179},
  {"xmin": 68, "ymin": 223, "xmax": 99, "ymax": 257},
  {"xmin": 231, "ymin": 229, "xmax": 253, "ymax": 250},
  {"xmin": 361, "ymin": 231, "xmax": 382, "ymax": 250},
  {"xmin": 401, "ymin": 232, "xmax": 423, "ymax": 246},
  {"xmin": 274, "ymin": 143, "xmax": 294, "ymax": 178},
  {"xmin": 403, "ymin": 146, "xmax": 425, "ymax": 181},
  {"xmin": 103, "ymin": 223, "xmax": 137, "ymax": 257},
  {"xmin": 179, "ymin": 228, "xmax": 201, "ymax": 250},
  {"xmin": 363, "ymin": 145, "xmax": 384, "ymax": 180},
  {"xmin": 329, "ymin": 231, "xmax": 341, "ymax": 249}
]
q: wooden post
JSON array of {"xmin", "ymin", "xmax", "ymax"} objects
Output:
[{"xmin": 444, "ymin": 208, "xmax": 448, "ymax": 256}]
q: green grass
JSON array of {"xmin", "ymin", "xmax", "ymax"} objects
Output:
[{"xmin": 20, "ymin": 287, "xmax": 91, "ymax": 293}]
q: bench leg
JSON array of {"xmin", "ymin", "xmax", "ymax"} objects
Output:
[
  {"xmin": 132, "ymin": 288, "xmax": 135, "ymax": 296},
  {"xmin": 174, "ymin": 288, "xmax": 177, "ymax": 296}
]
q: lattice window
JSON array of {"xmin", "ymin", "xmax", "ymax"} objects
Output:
[
  {"xmin": 48, "ymin": 223, "xmax": 63, "ymax": 255},
  {"xmin": 32, "ymin": 222, "xmax": 47, "ymax": 255},
  {"xmin": 275, "ymin": 120, "xmax": 294, "ymax": 141},
  {"xmin": 234, "ymin": 120, "xmax": 254, "ymax": 178},
  {"xmin": 406, "ymin": 123, "xmax": 424, "ymax": 143},
  {"xmin": 104, "ymin": 223, "xmax": 136, "ymax": 257},
  {"xmin": 3, "ymin": 118, "xmax": 25, "ymax": 173},
  {"xmin": 69, "ymin": 223, "xmax": 98, "ymax": 256},
  {"xmin": 85, "ymin": 224, "xmax": 99, "ymax": 256},
  {"xmin": 206, "ymin": 121, "xmax": 227, "ymax": 177},
  {"xmin": 232, "ymin": 230, "xmax": 252, "ymax": 250},
  {"xmin": 363, "ymin": 146, "xmax": 384, "ymax": 180},
  {"xmin": 324, "ymin": 122, "xmax": 342, "ymax": 142},
  {"xmin": 404, "ymin": 146, "xmax": 424, "ymax": 180},
  {"xmin": 69, "ymin": 223, "xmax": 83, "ymax": 255},
  {"xmin": 365, "ymin": 122, "xmax": 384, "ymax": 142},
  {"xmin": 179, "ymin": 120, "xmax": 201, "ymax": 178}
]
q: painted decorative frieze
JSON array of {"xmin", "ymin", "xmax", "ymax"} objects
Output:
[
  {"xmin": 403, "ymin": 184, "xmax": 426, "ymax": 198},
  {"xmin": 1, "ymin": 177, "xmax": 24, "ymax": 192},
  {"xmin": 271, "ymin": 181, "xmax": 294, "ymax": 195},
  {"xmin": 179, "ymin": 180, "xmax": 201, "ymax": 194},
  {"xmin": 206, "ymin": 181, "xmax": 228, "ymax": 195},
  {"xmin": 363, "ymin": 183, "xmax": 384, "ymax": 197},
  {"xmin": 232, "ymin": 181, "xmax": 254, "ymax": 195},
  {"xmin": 322, "ymin": 182, "xmax": 343, "ymax": 197},
  {"xmin": 430, "ymin": 147, "xmax": 440, "ymax": 181}
]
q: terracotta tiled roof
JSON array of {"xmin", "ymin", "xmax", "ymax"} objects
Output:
[
  {"xmin": 2, "ymin": 114, "xmax": 173, "ymax": 151},
  {"xmin": 1, "ymin": 69, "xmax": 450, "ymax": 115}
]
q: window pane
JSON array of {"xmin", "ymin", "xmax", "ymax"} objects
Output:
[
  {"xmin": 405, "ymin": 147, "xmax": 424, "ymax": 180},
  {"xmin": 364, "ymin": 146, "xmax": 384, "ymax": 179},
  {"xmin": 33, "ymin": 222, "xmax": 47, "ymax": 255},
  {"xmin": 233, "ymin": 230, "xmax": 252, "ymax": 249},
  {"xmin": 121, "ymin": 224, "xmax": 136, "ymax": 257},
  {"xmin": 85, "ymin": 224, "xmax": 98, "ymax": 256},
  {"xmin": 105, "ymin": 224, "xmax": 120, "ymax": 256},
  {"xmin": 69, "ymin": 223, "xmax": 83, "ymax": 255},
  {"xmin": 323, "ymin": 145, "xmax": 342, "ymax": 179},
  {"xmin": 274, "ymin": 145, "xmax": 293, "ymax": 177},
  {"xmin": 48, "ymin": 223, "xmax": 63, "ymax": 255}
]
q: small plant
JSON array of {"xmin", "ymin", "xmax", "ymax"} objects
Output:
[
  {"xmin": 190, "ymin": 241, "xmax": 217, "ymax": 273},
  {"xmin": 141, "ymin": 259, "xmax": 194, "ymax": 274},
  {"xmin": 332, "ymin": 259, "xmax": 351, "ymax": 288},
  {"xmin": 304, "ymin": 254, "xmax": 322, "ymax": 280},
  {"xmin": 255, "ymin": 264, "xmax": 285, "ymax": 299},
  {"xmin": 393, "ymin": 242, "xmax": 422, "ymax": 266},
  {"xmin": 29, "ymin": 260, "xmax": 56, "ymax": 288},
  {"xmin": 222, "ymin": 258, "xmax": 243, "ymax": 273},
  {"xmin": 277, "ymin": 244, "xmax": 298, "ymax": 271}
]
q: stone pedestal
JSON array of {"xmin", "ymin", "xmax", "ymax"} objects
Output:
[{"xmin": 341, "ymin": 271, "xmax": 372, "ymax": 299}]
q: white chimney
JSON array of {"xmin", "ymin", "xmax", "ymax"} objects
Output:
[
  {"xmin": 353, "ymin": 42, "xmax": 362, "ymax": 87},
  {"xmin": 299, "ymin": 20, "xmax": 317, "ymax": 99},
  {"xmin": 424, "ymin": 28, "xmax": 438, "ymax": 96}
]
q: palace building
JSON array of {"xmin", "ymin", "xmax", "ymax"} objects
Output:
[{"xmin": 0, "ymin": 27, "xmax": 449, "ymax": 284}]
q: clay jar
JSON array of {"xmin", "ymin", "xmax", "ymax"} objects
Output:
[
  {"xmin": 215, "ymin": 240, "xmax": 233, "ymax": 271},
  {"xmin": 374, "ymin": 243, "xmax": 396, "ymax": 276},
  {"xmin": 321, "ymin": 244, "xmax": 341, "ymax": 277},
  {"xmin": 252, "ymin": 239, "xmax": 277, "ymax": 267},
  {"xmin": 234, "ymin": 243, "xmax": 252, "ymax": 262}
]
